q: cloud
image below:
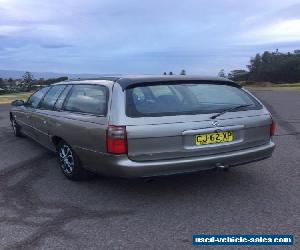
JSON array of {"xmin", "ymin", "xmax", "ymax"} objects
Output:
[
  {"xmin": 238, "ymin": 19, "xmax": 300, "ymax": 45},
  {"xmin": 0, "ymin": 0, "xmax": 300, "ymax": 75},
  {"xmin": 40, "ymin": 43, "xmax": 73, "ymax": 49},
  {"xmin": 0, "ymin": 25, "xmax": 23, "ymax": 35}
]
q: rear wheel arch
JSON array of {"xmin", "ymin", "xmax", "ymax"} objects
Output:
[{"xmin": 51, "ymin": 136, "xmax": 80, "ymax": 156}]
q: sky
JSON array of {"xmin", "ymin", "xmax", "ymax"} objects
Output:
[{"xmin": 0, "ymin": 0, "xmax": 300, "ymax": 76}]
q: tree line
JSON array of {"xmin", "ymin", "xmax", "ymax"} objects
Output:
[
  {"xmin": 163, "ymin": 69, "xmax": 186, "ymax": 75},
  {"xmin": 227, "ymin": 49, "xmax": 300, "ymax": 83},
  {"xmin": 0, "ymin": 72, "xmax": 68, "ymax": 93}
]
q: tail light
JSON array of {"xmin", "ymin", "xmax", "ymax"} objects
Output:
[
  {"xmin": 106, "ymin": 125, "xmax": 127, "ymax": 154},
  {"xmin": 270, "ymin": 119, "xmax": 276, "ymax": 137}
]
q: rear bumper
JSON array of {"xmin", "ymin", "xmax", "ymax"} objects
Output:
[{"xmin": 82, "ymin": 140, "xmax": 275, "ymax": 178}]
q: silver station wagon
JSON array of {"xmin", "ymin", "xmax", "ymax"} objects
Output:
[{"xmin": 10, "ymin": 76, "xmax": 276, "ymax": 180}]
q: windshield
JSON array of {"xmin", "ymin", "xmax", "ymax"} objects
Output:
[{"xmin": 126, "ymin": 82, "xmax": 262, "ymax": 117}]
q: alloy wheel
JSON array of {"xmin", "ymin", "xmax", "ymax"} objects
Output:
[
  {"xmin": 11, "ymin": 119, "xmax": 17, "ymax": 135},
  {"xmin": 59, "ymin": 144, "xmax": 75, "ymax": 175}
]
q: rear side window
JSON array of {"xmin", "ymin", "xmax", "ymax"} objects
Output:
[
  {"xmin": 63, "ymin": 85, "xmax": 108, "ymax": 116},
  {"xmin": 126, "ymin": 82, "xmax": 261, "ymax": 117},
  {"xmin": 54, "ymin": 85, "xmax": 72, "ymax": 110},
  {"xmin": 39, "ymin": 85, "xmax": 66, "ymax": 110}
]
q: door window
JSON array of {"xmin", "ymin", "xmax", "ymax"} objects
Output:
[{"xmin": 26, "ymin": 87, "xmax": 50, "ymax": 108}]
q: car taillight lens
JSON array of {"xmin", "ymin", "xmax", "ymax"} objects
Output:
[
  {"xmin": 270, "ymin": 119, "xmax": 276, "ymax": 137},
  {"xmin": 106, "ymin": 125, "xmax": 127, "ymax": 154}
]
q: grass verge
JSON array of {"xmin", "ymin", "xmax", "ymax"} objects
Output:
[
  {"xmin": 243, "ymin": 83, "xmax": 300, "ymax": 91},
  {"xmin": 0, "ymin": 92, "xmax": 32, "ymax": 104}
]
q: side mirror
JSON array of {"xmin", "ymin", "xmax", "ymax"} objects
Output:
[{"xmin": 11, "ymin": 100, "xmax": 25, "ymax": 107}]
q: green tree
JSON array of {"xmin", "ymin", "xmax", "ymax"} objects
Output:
[
  {"xmin": 228, "ymin": 70, "xmax": 249, "ymax": 81},
  {"xmin": 0, "ymin": 78, "xmax": 5, "ymax": 90},
  {"xmin": 218, "ymin": 69, "xmax": 226, "ymax": 78},
  {"xmin": 235, "ymin": 49, "xmax": 300, "ymax": 83},
  {"xmin": 294, "ymin": 49, "xmax": 300, "ymax": 54},
  {"xmin": 180, "ymin": 69, "xmax": 186, "ymax": 75},
  {"xmin": 23, "ymin": 71, "xmax": 33, "ymax": 83},
  {"xmin": 22, "ymin": 72, "xmax": 34, "ymax": 90},
  {"xmin": 247, "ymin": 53, "xmax": 263, "ymax": 81}
]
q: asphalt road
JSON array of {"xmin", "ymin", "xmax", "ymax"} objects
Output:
[{"xmin": 0, "ymin": 91, "xmax": 299, "ymax": 250}]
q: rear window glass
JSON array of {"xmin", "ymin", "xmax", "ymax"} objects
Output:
[
  {"xmin": 63, "ymin": 85, "xmax": 108, "ymax": 116},
  {"xmin": 126, "ymin": 82, "xmax": 261, "ymax": 117}
]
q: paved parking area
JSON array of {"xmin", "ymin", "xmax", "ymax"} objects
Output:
[{"xmin": 0, "ymin": 90, "xmax": 299, "ymax": 249}]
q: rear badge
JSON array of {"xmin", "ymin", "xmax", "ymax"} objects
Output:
[{"xmin": 212, "ymin": 120, "xmax": 219, "ymax": 127}]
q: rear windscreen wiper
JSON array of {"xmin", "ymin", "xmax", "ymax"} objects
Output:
[{"xmin": 210, "ymin": 104, "xmax": 253, "ymax": 119}]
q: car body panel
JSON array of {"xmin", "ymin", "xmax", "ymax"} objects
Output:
[{"xmin": 13, "ymin": 106, "xmax": 36, "ymax": 139}]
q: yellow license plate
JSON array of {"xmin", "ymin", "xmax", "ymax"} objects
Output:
[{"xmin": 195, "ymin": 131, "xmax": 234, "ymax": 145}]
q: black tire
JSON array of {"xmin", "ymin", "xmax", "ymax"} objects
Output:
[
  {"xmin": 11, "ymin": 117, "xmax": 22, "ymax": 137},
  {"xmin": 56, "ymin": 141, "xmax": 91, "ymax": 181}
]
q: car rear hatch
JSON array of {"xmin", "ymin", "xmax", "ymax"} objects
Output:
[
  {"xmin": 126, "ymin": 112, "xmax": 271, "ymax": 162},
  {"xmin": 118, "ymin": 81, "xmax": 272, "ymax": 162}
]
